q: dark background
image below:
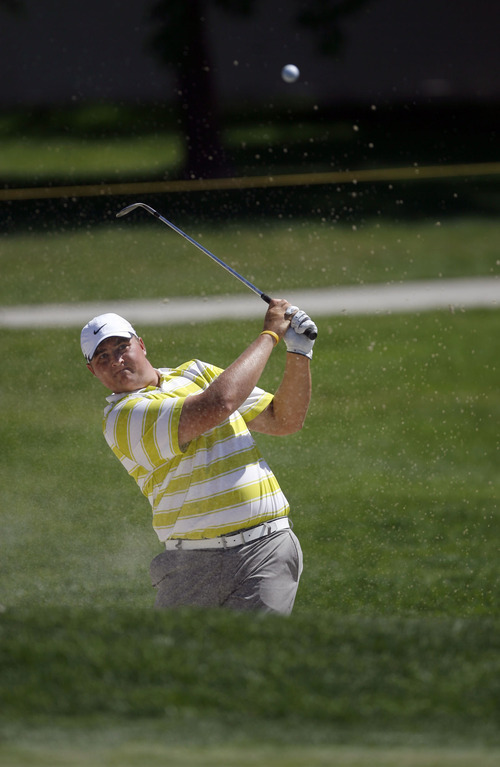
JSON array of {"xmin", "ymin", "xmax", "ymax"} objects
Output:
[
  {"xmin": 1, "ymin": 0, "xmax": 499, "ymax": 227},
  {"xmin": 1, "ymin": 0, "xmax": 499, "ymax": 108}
]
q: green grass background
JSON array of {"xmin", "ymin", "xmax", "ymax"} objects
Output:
[
  {"xmin": 1, "ymin": 121, "xmax": 500, "ymax": 764},
  {"xmin": 1, "ymin": 217, "xmax": 498, "ymax": 306}
]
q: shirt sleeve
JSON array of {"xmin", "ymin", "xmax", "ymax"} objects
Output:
[{"xmin": 238, "ymin": 387, "xmax": 274, "ymax": 423}]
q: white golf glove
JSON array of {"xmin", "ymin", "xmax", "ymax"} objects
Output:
[{"xmin": 284, "ymin": 306, "xmax": 317, "ymax": 359}]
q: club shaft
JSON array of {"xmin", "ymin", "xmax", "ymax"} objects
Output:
[
  {"xmin": 116, "ymin": 202, "xmax": 316, "ymax": 339},
  {"xmin": 154, "ymin": 212, "xmax": 272, "ymax": 301},
  {"xmin": 117, "ymin": 203, "xmax": 270, "ymax": 302}
]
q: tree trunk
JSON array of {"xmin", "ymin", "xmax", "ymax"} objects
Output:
[{"xmin": 173, "ymin": 0, "xmax": 233, "ymax": 179}]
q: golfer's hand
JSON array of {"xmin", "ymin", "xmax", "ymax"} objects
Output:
[
  {"xmin": 262, "ymin": 298, "xmax": 295, "ymax": 339},
  {"xmin": 284, "ymin": 306, "xmax": 317, "ymax": 359}
]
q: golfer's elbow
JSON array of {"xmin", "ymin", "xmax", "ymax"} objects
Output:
[
  {"xmin": 210, "ymin": 390, "xmax": 240, "ymax": 421},
  {"xmin": 274, "ymin": 409, "xmax": 308, "ymax": 435},
  {"xmin": 285, "ymin": 415, "xmax": 307, "ymax": 435}
]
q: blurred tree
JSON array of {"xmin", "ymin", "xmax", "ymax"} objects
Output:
[
  {"xmin": 149, "ymin": 0, "xmax": 251, "ymax": 179},
  {"xmin": 148, "ymin": 0, "xmax": 372, "ymax": 179}
]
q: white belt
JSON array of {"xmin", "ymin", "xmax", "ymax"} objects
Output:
[{"xmin": 164, "ymin": 517, "xmax": 290, "ymax": 551}]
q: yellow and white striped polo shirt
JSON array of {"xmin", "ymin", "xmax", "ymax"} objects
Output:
[{"xmin": 102, "ymin": 359, "xmax": 290, "ymax": 542}]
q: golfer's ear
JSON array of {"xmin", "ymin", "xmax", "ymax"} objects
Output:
[{"xmin": 86, "ymin": 363, "xmax": 96, "ymax": 376}]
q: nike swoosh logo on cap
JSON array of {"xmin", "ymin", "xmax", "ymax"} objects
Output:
[{"xmin": 93, "ymin": 324, "xmax": 106, "ymax": 335}]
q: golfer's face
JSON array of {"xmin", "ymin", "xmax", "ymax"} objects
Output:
[{"xmin": 88, "ymin": 335, "xmax": 149, "ymax": 392}]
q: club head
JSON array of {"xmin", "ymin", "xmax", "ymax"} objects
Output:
[{"xmin": 116, "ymin": 202, "xmax": 155, "ymax": 218}]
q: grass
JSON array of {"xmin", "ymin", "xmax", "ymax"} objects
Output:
[
  {"xmin": 2, "ymin": 609, "xmax": 500, "ymax": 763},
  {"xmin": 1, "ymin": 101, "xmax": 499, "ymax": 183},
  {"xmin": 3, "ymin": 733, "xmax": 500, "ymax": 767},
  {"xmin": 1, "ymin": 308, "xmax": 498, "ymax": 616},
  {"xmin": 1, "ymin": 160, "xmax": 499, "ymax": 761},
  {"xmin": 1, "ymin": 307, "xmax": 499, "ymax": 762},
  {"xmin": 1, "ymin": 217, "xmax": 499, "ymax": 306},
  {"xmin": 1, "ymin": 608, "xmax": 500, "ymax": 764},
  {"xmin": 3, "ymin": 608, "xmax": 500, "ymax": 723},
  {"xmin": 0, "ymin": 134, "xmax": 185, "ymax": 181}
]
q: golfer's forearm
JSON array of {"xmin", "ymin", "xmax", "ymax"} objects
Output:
[
  {"xmin": 179, "ymin": 333, "xmax": 275, "ymax": 442},
  {"xmin": 248, "ymin": 351, "xmax": 311, "ymax": 435},
  {"xmin": 269, "ymin": 353, "xmax": 311, "ymax": 432},
  {"xmin": 208, "ymin": 333, "xmax": 276, "ymax": 413}
]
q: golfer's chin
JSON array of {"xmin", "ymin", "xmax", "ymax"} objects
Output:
[{"xmin": 113, "ymin": 368, "xmax": 141, "ymax": 392}]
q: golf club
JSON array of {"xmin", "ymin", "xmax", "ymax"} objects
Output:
[{"xmin": 116, "ymin": 202, "xmax": 317, "ymax": 340}]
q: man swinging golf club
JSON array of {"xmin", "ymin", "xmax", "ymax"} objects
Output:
[{"xmin": 81, "ymin": 298, "xmax": 317, "ymax": 614}]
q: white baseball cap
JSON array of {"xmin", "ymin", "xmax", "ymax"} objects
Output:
[{"xmin": 80, "ymin": 313, "xmax": 138, "ymax": 362}]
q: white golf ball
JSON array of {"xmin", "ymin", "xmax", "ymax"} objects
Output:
[{"xmin": 281, "ymin": 64, "xmax": 300, "ymax": 83}]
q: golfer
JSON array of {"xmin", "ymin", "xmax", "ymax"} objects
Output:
[{"xmin": 81, "ymin": 299, "xmax": 317, "ymax": 614}]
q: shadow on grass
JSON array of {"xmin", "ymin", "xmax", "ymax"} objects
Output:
[{"xmin": 2, "ymin": 102, "xmax": 500, "ymax": 232}]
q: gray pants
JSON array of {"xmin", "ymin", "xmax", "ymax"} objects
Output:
[{"xmin": 150, "ymin": 529, "xmax": 303, "ymax": 615}]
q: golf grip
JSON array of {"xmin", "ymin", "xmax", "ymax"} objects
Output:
[{"xmin": 260, "ymin": 293, "xmax": 317, "ymax": 342}]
